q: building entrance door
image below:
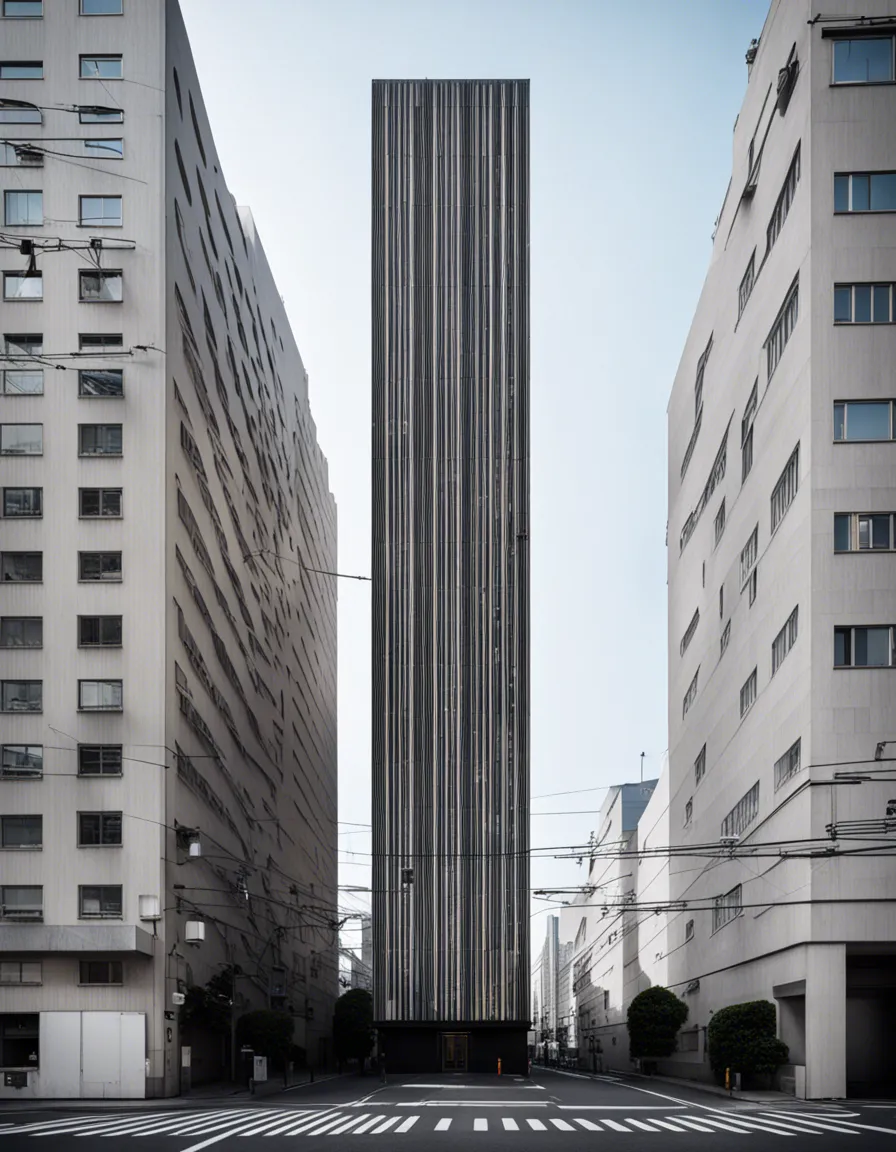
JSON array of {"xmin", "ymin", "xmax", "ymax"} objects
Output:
[{"xmin": 441, "ymin": 1033, "xmax": 468, "ymax": 1072}]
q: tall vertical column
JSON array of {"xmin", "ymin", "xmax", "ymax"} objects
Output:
[{"xmin": 805, "ymin": 944, "xmax": 846, "ymax": 1099}]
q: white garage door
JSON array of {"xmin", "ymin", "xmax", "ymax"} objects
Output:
[{"xmin": 81, "ymin": 1012, "xmax": 146, "ymax": 1099}]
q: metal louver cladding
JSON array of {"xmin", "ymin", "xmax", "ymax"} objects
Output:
[{"xmin": 371, "ymin": 79, "xmax": 530, "ymax": 1026}]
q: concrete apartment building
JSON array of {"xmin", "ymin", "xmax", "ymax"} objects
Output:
[
  {"xmin": 0, "ymin": 0, "xmax": 337, "ymax": 1098},
  {"xmin": 371, "ymin": 79, "xmax": 530, "ymax": 1074},
  {"xmin": 667, "ymin": 0, "xmax": 896, "ymax": 1099}
]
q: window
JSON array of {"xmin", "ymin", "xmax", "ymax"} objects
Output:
[
  {"xmin": 78, "ymin": 333, "xmax": 122, "ymax": 351},
  {"xmin": 78, "ymin": 107, "xmax": 123, "ymax": 124},
  {"xmin": 719, "ymin": 585, "xmax": 724, "ymax": 619},
  {"xmin": 1, "ymin": 552, "xmax": 41, "ymax": 582},
  {"xmin": 680, "ymin": 609, "xmax": 699, "ymax": 657},
  {"xmin": 694, "ymin": 333, "xmax": 712, "ymax": 417},
  {"xmin": 774, "ymin": 738, "xmax": 802, "ymax": 790},
  {"xmin": 767, "ymin": 144, "xmax": 801, "ymax": 252},
  {"xmin": 3, "ymin": 2, "xmax": 44, "ymax": 15},
  {"xmin": 0, "ymin": 962, "xmax": 41, "ymax": 985},
  {"xmin": 0, "ymin": 142, "xmax": 42, "ymax": 166},
  {"xmin": 835, "ymin": 626, "xmax": 895, "ymax": 668},
  {"xmin": 738, "ymin": 252, "xmax": 756, "ymax": 318},
  {"xmin": 835, "ymin": 512, "xmax": 894, "ymax": 552},
  {"xmin": 0, "ymin": 617, "xmax": 42, "ymax": 647},
  {"xmin": 79, "ymin": 960, "xmax": 122, "ymax": 985},
  {"xmin": 78, "ymin": 551, "xmax": 122, "ymax": 581},
  {"xmin": 78, "ymin": 679, "xmax": 122, "ymax": 711},
  {"xmin": 835, "ymin": 171, "xmax": 896, "ymax": 213},
  {"xmin": 771, "ymin": 444, "xmax": 799, "ymax": 532},
  {"xmin": 834, "ymin": 400, "xmax": 893, "ymax": 442},
  {"xmin": 713, "ymin": 884, "xmax": 743, "ymax": 932},
  {"xmin": 79, "ymin": 487, "xmax": 122, "ymax": 517},
  {"xmin": 720, "ymin": 619, "xmax": 731, "ymax": 657},
  {"xmin": 78, "ymin": 812, "xmax": 122, "ymax": 846},
  {"xmin": 740, "ymin": 668, "xmax": 758, "ymax": 717},
  {"xmin": 78, "ymin": 744, "xmax": 122, "ymax": 776},
  {"xmin": 0, "ymin": 424, "xmax": 41, "ymax": 455},
  {"xmin": 79, "ymin": 423, "xmax": 121, "ymax": 455},
  {"xmin": 1, "ymin": 745, "xmax": 42, "ymax": 779},
  {"xmin": 722, "ymin": 782, "xmax": 759, "ymax": 840},
  {"xmin": 1, "ymin": 815, "xmax": 41, "ymax": 848},
  {"xmin": 79, "ymin": 270, "xmax": 122, "ymax": 302},
  {"xmin": 680, "ymin": 426, "xmax": 728, "ymax": 553},
  {"xmin": 0, "ymin": 61, "xmax": 43, "ymax": 78},
  {"xmin": 3, "ymin": 488, "xmax": 42, "ymax": 517},
  {"xmin": 1, "ymin": 681, "xmax": 41, "ymax": 712},
  {"xmin": 835, "ymin": 282, "xmax": 894, "ymax": 324},
  {"xmin": 0, "ymin": 1013, "xmax": 39, "ymax": 1067},
  {"xmin": 3, "ymin": 191, "xmax": 42, "ymax": 226},
  {"xmin": 685, "ymin": 920, "xmax": 695, "ymax": 942},
  {"xmin": 772, "ymin": 606, "xmax": 799, "ymax": 675},
  {"xmin": 79, "ymin": 885, "xmax": 122, "ymax": 919},
  {"xmin": 713, "ymin": 500, "xmax": 726, "ymax": 547},
  {"xmin": 81, "ymin": 0, "xmax": 122, "ymax": 11},
  {"xmin": 3, "ymin": 334, "xmax": 43, "ymax": 394},
  {"xmin": 78, "ymin": 369, "xmax": 123, "ymax": 397},
  {"xmin": 682, "ymin": 668, "xmax": 699, "ymax": 719},
  {"xmin": 0, "ymin": 101, "xmax": 41, "ymax": 124},
  {"xmin": 82, "ymin": 138, "xmax": 123, "ymax": 159},
  {"xmin": 79, "ymin": 195, "xmax": 122, "ymax": 227},
  {"xmin": 3, "ymin": 272, "xmax": 42, "ymax": 300},
  {"xmin": 80, "ymin": 55, "xmax": 122, "ymax": 79},
  {"xmin": 740, "ymin": 526, "xmax": 758, "ymax": 589},
  {"xmin": 189, "ymin": 94, "xmax": 207, "ymax": 167},
  {"xmin": 741, "ymin": 381, "xmax": 757, "ymax": 483},
  {"xmin": 0, "ymin": 888, "xmax": 42, "ymax": 921},
  {"xmin": 766, "ymin": 277, "xmax": 799, "ymax": 378},
  {"xmin": 694, "ymin": 744, "xmax": 706, "ymax": 785},
  {"xmin": 832, "ymin": 37, "xmax": 895, "ymax": 84},
  {"xmin": 78, "ymin": 615, "xmax": 121, "ymax": 646},
  {"xmin": 684, "ymin": 798, "xmax": 693, "ymax": 826},
  {"xmin": 174, "ymin": 140, "xmax": 192, "ymax": 205}
]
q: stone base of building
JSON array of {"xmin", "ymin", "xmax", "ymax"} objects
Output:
[{"xmin": 374, "ymin": 1022, "xmax": 530, "ymax": 1075}]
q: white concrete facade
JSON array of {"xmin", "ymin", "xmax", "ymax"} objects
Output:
[
  {"xmin": 667, "ymin": 0, "xmax": 896, "ymax": 1099},
  {"xmin": 0, "ymin": 0, "xmax": 337, "ymax": 1098}
]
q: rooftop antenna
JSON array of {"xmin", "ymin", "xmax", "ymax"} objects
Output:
[{"xmin": 640, "ymin": 752, "xmax": 645, "ymax": 784}]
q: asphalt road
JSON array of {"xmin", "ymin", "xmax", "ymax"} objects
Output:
[{"xmin": 2, "ymin": 1068, "xmax": 895, "ymax": 1151}]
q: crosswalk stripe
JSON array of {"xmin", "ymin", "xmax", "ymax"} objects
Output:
[
  {"xmin": 600, "ymin": 1119, "xmax": 631, "ymax": 1132},
  {"xmin": 473, "ymin": 1118, "xmax": 488, "ymax": 1131},
  {"xmin": 301, "ymin": 1116, "xmax": 352, "ymax": 1137},
  {"xmin": 502, "ymin": 1119, "xmax": 519, "ymax": 1131},
  {"xmin": 434, "ymin": 1118, "xmax": 452, "ymax": 1131},
  {"xmin": 11, "ymin": 1114, "xmax": 152, "ymax": 1136},
  {"xmin": 648, "ymin": 1119, "xmax": 688, "ymax": 1133},
  {"xmin": 526, "ymin": 1119, "xmax": 547, "ymax": 1130},
  {"xmin": 672, "ymin": 1117, "xmax": 723, "ymax": 1134},
  {"xmin": 353, "ymin": 1116, "xmax": 387, "ymax": 1134},
  {"xmin": 170, "ymin": 1111, "xmax": 260, "ymax": 1135},
  {"xmin": 371, "ymin": 1117, "xmax": 401, "ymax": 1135},
  {"xmin": 237, "ymin": 1113, "xmax": 311, "ymax": 1137},
  {"xmin": 181, "ymin": 1117, "xmax": 289, "ymax": 1152},
  {"xmin": 272, "ymin": 1112, "xmax": 342, "ymax": 1136},
  {"xmin": 48, "ymin": 1114, "xmax": 184, "ymax": 1137},
  {"xmin": 395, "ymin": 1117, "xmax": 419, "ymax": 1133},
  {"xmin": 686, "ymin": 1116, "xmax": 752, "ymax": 1135},
  {"xmin": 574, "ymin": 1119, "xmax": 602, "ymax": 1131},
  {"xmin": 550, "ymin": 1119, "xmax": 576, "ymax": 1131},
  {"xmin": 92, "ymin": 1111, "xmax": 238, "ymax": 1137},
  {"xmin": 714, "ymin": 1117, "xmax": 805, "ymax": 1136},
  {"xmin": 625, "ymin": 1118, "xmax": 661, "ymax": 1132},
  {"xmin": 757, "ymin": 1115, "xmax": 861, "ymax": 1135},
  {"xmin": 327, "ymin": 1116, "xmax": 369, "ymax": 1135}
]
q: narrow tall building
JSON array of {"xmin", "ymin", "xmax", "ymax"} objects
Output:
[
  {"xmin": 667, "ymin": 0, "xmax": 896, "ymax": 1099},
  {"xmin": 0, "ymin": 0, "xmax": 337, "ymax": 1098},
  {"xmin": 371, "ymin": 79, "xmax": 530, "ymax": 1074}
]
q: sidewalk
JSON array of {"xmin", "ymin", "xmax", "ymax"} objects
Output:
[{"xmin": 540, "ymin": 1063, "xmax": 794, "ymax": 1105}]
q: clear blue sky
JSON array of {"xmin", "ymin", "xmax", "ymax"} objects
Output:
[{"xmin": 181, "ymin": 0, "xmax": 771, "ymax": 946}]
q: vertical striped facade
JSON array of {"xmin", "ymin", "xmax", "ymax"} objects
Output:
[{"xmin": 371, "ymin": 79, "xmax": 530, "ymax": 1031}]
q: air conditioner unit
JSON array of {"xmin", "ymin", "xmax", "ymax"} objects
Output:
[
  {"xmin": 139, "ymin": 894, "xmax": 161, "ymax": 921},
  {"xmin": 17, "ymin": 149, "xmax": 43, "ymax": 167}
]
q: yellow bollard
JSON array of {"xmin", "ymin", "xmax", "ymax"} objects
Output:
[
  {"xmin": 497, "ymin": 1058, "xmax": 502, "ymax": 1076},
  {"xmin": 725, "ymin": 1067, "xmax": 730, "ymax": 1092}
]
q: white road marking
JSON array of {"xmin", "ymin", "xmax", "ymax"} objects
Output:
[
  {"xmin": 4, "ymin": 1114, "xmax": 152, "ymax": 1136},
  {"xmin": 526, "ymin": 1119, "xmax": 547, "ymax": 1130},
  {"xmin": 397, "ymin": 1101, "xmax": 548, "ymax": 1107},
  {"xmin": 473, "ymin": 1118, "xmax": 488, "ymax": 1131},
  {"xmin": 170, "ymin": 1111, "xmax": 260, "ymax": 1136},
  {"xmin": 267, "ymin": 1111, "xmax": 343, "ymax": 1136},
  {"xmin": 709, "ymin": 1116, "xmax": 802, "ymax": 1137},
  {"xmin": 324, "ymin": 1115, "xmax": 369, "ymax": 1135},
  {"xmin": 549, "ymin": 1118, "xmax": 575, "ymax": 1131},
  {"xmin": 352, "ymin": 1115, "xmax": 387, "ymax": 1134},
  {"xmin": 370, "ymin": 1117, "xmax": 401, "ymax": 1135},
  {"xmin": 558, "ymin": 1104, "xmax": 686, "ymax": 1110},
  {"xmin": 599, "ymin": 1119, "xmax": 631, "ymax": 1132},
  {"xmin": 625, "ymin": 1118, "xmax": 661, "ymax": 1132},
  {"xmin": 179, "ymin": 1116, "xmax": 289, "ymax": 1152},
  {"xmin": 684, "ymin": 1116, "xmax": 752, "ymax": 1135},
  {"xmin": 648, "ymin": 1118, "xmax": 688, "ymax": 1133},
  {"xmin": 502, "ymin": 1118, "xmax": 519, "ymax": 1131},
  {"xmin": 394, "ymin": 1116, "xmax": 419, "ymax": 1133},
  {"xmin": 96, "ymin": 1112, "xmax": 241, "ymax": 1137},
  {"xmin": 236, "ymin": 1113, "xmax": 312, "ymax": 1136},
  {"xmin": 300, "ymin": 1116, "xmax": 352, "ymax": 1137},
  {"xmin": 434, "ymin": 1118, "xmax": 452, "ymax": 1131},
  {"xmin": 755, "ymin": 1116, "xmax": 860, "ymax": 1135},
  {"xmin": 574, "ymin": 1119, "xmax": 602, "ymax": 1131}
]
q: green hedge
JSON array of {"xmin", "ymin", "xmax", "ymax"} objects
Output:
[
  {"xmin": 707, "ymin": 1000, "xmax": 789, "ymax": 1077},
  {"xmin": 627, "ymin": 986, "xmax": 689, "ymax": 1058}
]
